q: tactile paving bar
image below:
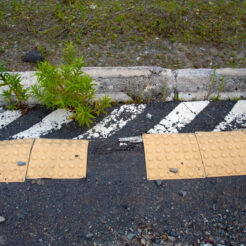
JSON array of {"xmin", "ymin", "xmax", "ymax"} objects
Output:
[
  {"xmin": 196, "ymin": 131, "xmax": 246, "ymax": 177},
  {"xmin": 27, "ymin": 139, "xmax": 88, "ymax": 179},
  {"xmin": 0, "ymin": 139, "xmax": 34, "ymax": 182},
  {"xmin": 143, "ymin": 133, "xmax": 205, "ymax": 180}
]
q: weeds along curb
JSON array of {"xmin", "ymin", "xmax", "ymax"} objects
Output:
[{"xmin": 0, "ymin": 67, "xmax": 246, "ymax": 106}]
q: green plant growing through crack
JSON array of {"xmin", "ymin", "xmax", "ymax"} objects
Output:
[
  {"xmin": 233, "ymin": 96, "xmax": 241, "ymax": 101},
  {"xmin": 0, "ymin": 72, "xmax": 29, "ymax": 110},
  {"xmin": 211, "ymin": 75, "xmax": 224, "ymax": 101},
  {"xmin": 174, "ymin": 89, "xmax": 183, "ymax": 101},
  {"xmin": 31, "ymin": 41, "xmax": 111, "ymax": 127},
  {"xmin": 206, "ymin": 68, "xmax": 216, "ymax": 100}
]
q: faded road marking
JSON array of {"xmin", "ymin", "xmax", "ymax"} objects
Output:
[
  {"xmin": 214, "ymin": 100, "xmax": 246, "ymax": 131},
  {"xmin": 75, "ymin": 104, "xmax": 146, "ymax": 139},
  {"xmin": 148, "ymin": 101, "xmax": 209, "ymax": 133},
  {"xmin": 0, "ymin": 110, "xmax": 22, "ymax": 129},
  {"xmin": 12, "ymin": 109, "xmax": 73, "ymax": 139}
]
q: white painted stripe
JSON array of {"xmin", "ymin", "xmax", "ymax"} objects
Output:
[
  {"xmin": 119, "ymin": 136, "xmax": 143, "ymax": 143},
  {"xmin": 0, "ymin": 110, "xmax": 22, "ymax": 129},
  {"xmin": 214, "ymin": 100, "xmax": 246, "ymax": 131},
  {"xmin": 75, "ymin": 104, "xmax": 146, "ymax": 139},
  {"xmin": 12, "ymin": 109, "xmax": 73, "ymax": 139},
  {"xmin": 148, "ymin": 101, "xmax": 209, "ymax": 133}
]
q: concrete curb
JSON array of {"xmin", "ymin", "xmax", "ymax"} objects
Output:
[{"xmin": 0, "ymin": 67, "xmax": 245, "ymax": 106}]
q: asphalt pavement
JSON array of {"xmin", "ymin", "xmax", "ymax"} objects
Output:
[{"xmin": 0, "ymin": 101, "xmax": 246, "ymax": 245}]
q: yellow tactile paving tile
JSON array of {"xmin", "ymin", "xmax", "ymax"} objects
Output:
[
  {"xmin": 143, "ymin": 133, "xmax": 205, "ymax": 180},
  {"xmin": 0, "ymin": 139, "xmax": 34, "ymax": 182},
  {"xmin": 196, "ymin": 131, "xmax": 246, "ymax": 177},
  {"xmin": 27, "ymin": 139, "xmax": 88, "ymax": 179}
]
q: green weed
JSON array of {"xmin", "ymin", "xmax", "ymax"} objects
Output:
[
  {"xmin": 31, "ymin": 42, "xmax": 111, "ymax": 127},
  {"xmin": 206, "ymin": 68, "xmax": 216, "ymax": 100},
  {"xmin": 0, "ymin": 72, "xmax": 29, "ymax": 110},
  {"xmin": 233, "ymin": 96, "xmax": 241, "ymax": 101},
  {"xmin": 211, "ymin": 75, "xmax": 224, "ymax": 101},
  {"xmin": 1, "ymin": 0, "xmax": 246, "ymax": 69}
]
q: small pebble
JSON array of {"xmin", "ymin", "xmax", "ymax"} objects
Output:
[
  {"xmin": 17, "ymin": 213, "xmax": 24, "ymax": 220},
  {"xmin": 178, "ymin": 191, "xmax": 187, "ymax": 197},
  {"xmin": 146, "ymin": 113, "xmax": 152, "ymax": 120},
  {"xmin": 22, "ymin": 49, "xmax": 44, "ymax": 63},
  {"xmin": 169, "ymin": 168, "xmax": 178, "ymax": 173},
  {"xmin": 0, "ymin": 216, "xmax": 5, "ymax": 224},
  {"xmin": 155, "ymin": 180, "xmax": 162, "ymax": 186},
  {"xmin": 169, "ymin": 231, "xmax": 178, "ymax": 237},
  {"xmin": 140, "ymin": 238, "xmax": 146, "ymax": 245},
  {"xmin": 85, "ymin": 233, "xmax": 93, "ymax": 239},
  {"xmin": 17, "ymin": 161, "xmax": 26, "ymax": 166},
  {"xmin": 127, "ymin": 233, "xmax": 136, "ymax": 240},
  {"xmin": 168, "ymin": 236, "xmax": 176, "ymax": 242}
]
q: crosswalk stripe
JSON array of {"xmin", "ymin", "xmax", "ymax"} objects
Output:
[
  {"xmin": 148, "ymin": 101, "xmax": 209, "ymax": 133},
  {"xmin": 214, "ymin": 100, "xmax": 246, "ymax": 131},
  {"xmin": 12, "ymin": 109, "xmax": 73, "ymax": 139},
  {"xmin": 0, "ymin": 110, "xmax": 22, "ymax": 129},
  {"xmin": 74, "ymin": 104, "xmax": 146, "ymax": 139}
]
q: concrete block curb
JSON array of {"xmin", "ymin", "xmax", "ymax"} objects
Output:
[
  {"xmin": 176, "ymin": 68, "xmax": 246, "ymax": 100},
  {"xmin": 0, "ymin": 67, "xmax": 245, "ymax": 106}
]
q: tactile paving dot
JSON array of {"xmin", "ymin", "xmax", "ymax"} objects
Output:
[
  {"xmin": 27, "ymin": 139, "xmax": 88, "ymax": 179},
  {"xmin": 0, "ymin": 139, "xmax": 34, "ymax": 182},
  {"xmin": 196, "ymin": 131, "xmax": 246, "ymax": 177},
  {"xmin": 143, "ymin": 133, "xmax": 205, "ymax": 180}
]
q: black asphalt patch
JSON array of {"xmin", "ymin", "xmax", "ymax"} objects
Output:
[
  {"xmin": 180, "ymin": 101, "xmax": 236, "ymax": 133},
  {"xmin": 0, "ymin": 150, "xmax": 245, "ymax": 245},
  {"xmin": 111, "ymin": 101, "xmax": 179, "ymax": 139},
  {"xmin": 0, "ymin": 106, "xmax": 52, "ymax": 141}
]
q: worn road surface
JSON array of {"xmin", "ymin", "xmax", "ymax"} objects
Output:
[{"xmin": 0, "ymin": 101, "xmax": 246, "ymax": 245}]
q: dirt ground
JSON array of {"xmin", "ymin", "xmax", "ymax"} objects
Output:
[{"xmin": 0, "ymin": 0, "xmax": 245, "ymax": 71}]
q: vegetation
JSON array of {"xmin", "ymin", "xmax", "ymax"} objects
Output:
[
  {"xmin": 211, "ymin": 75, "xmax": 224, "ymax": 101},
  {"xmin": 0, "ymin": 62, "xmax": 6, "ymax": 72},
  {"xmin": 206, "ymin": 68, "xmax": 216, "ymax": 100},
  {"xmin": 31, "ymin": 42, "xmax": 111, "ymax": 127},
  {"xmin": 0, "ymin": 0, "xmax": 245, "ymax": 69},
  {"xmin": 0, "ymin": 72, "xmax": 29, "ymax": 110}
]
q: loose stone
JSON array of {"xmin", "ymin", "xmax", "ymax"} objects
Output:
[
  {"xmin": 127, "ymin": 233, "xmax": 136, "ymax": 240},
  {"xmin": 0, "ymin": 216, "xmax": 5, "ymax": 224},
  {"xmin": 155, "ymin": 180, "xmax": 162, "ymax": 186},
  {"xmin": 17, "ymin": 161, "xmax": 26, "ymax": 166},
  {"xmin": 169, "ymin": 168, "xmax": 178, "ymax": 173},
  {"xmin": 146, "ymin": 113, "xmax": 152, "ymax": 120},
  {"xmin": 85, "ymin": 233, "xmax": 93, "ymax": 239},
  {"xmin": 178, "ymin": 191, "xmax": 187, "ymax": 197}
]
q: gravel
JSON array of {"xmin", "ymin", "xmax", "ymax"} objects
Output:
[{"xmin": 0, "ymin": 216, "xmax": 5, "ymax": 224}]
